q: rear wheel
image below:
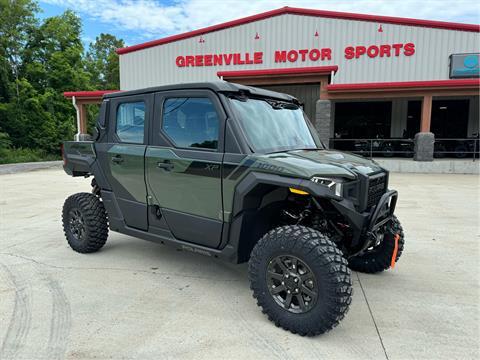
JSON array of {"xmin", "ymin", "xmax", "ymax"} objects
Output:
[
  {"xmin": 248, "ymin": 225, "xmax": 352, "ymax": 336},
  {"xmin": 348, "ymin": 215, "xmax": 404, "ymax": 274},
  {"xmin": 382, "ymin": 144, "xmax": 395, "ymax": 157},
  {"xmin": 62, "ymin": 192, "xmax": 108, "ymax": 253},
  {"xmin": 454, "ymin": 144, "xmax": 468, "ymax": 158}
]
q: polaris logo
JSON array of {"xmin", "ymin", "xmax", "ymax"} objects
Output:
[{"xmin": 182, "ymin": 245, "xmax": 212, "ymax": 256}]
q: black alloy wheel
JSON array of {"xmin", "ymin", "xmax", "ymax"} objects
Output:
[
  {"xmin": 267, "ymin": 255, "xmax": 317, "ymax": 314},
  {"xmin": 68, "ymin": 208, "xmax": 86, "ymax": 242}
]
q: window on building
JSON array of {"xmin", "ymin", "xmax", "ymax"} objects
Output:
[
  {"xmin": 406, "ymin": 101, "xmax": 421, "ymax": 139},
  {"xmin": 162, "ymin": 97, "xmax": 219, "ymax": 150},
  {"xmin": 116, "ymin": 102, "xmax": 145, "ymax": 143},
  {"xmin": 334, "ymin": 101, "xmax": 392, "ymax": 139}
]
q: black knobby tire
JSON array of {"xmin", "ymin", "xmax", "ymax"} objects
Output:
[
  {"xmin": 454, "ymin": 145, "xmax": 468, "ymax": 159},
  {"xmin": 62, "ymin": 192, "xmax": 109, "ymax": 253},
  {"xmin": 248, "ymin": 225, "xmax": 352, "ymax": 336},
  {"xmin": 382, "ymin": 145, "xmax": 395, "ymax": 157},
  {"xmin": 348, "ymin": 215, "xmax": 404, "ymax": 274}
]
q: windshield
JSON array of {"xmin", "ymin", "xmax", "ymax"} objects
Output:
[{"xmin": 230, "ymin": 97, "xmax": 321, "ymax": 153}]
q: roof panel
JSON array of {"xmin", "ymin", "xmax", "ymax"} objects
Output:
[{"xmin": 117, "ymin": 6, "xmax": 480, "ymax": 55}]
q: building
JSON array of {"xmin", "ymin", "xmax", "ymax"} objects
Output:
[{"xmin": 65, "ymin": 6, "xmax": 480, "ymax": 157}]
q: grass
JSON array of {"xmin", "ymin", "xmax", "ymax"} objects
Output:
[{"xmin": 0, "ymin": 148, "xmax": 60, "ymax": 164}]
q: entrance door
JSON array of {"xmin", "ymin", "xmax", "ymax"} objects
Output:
[
  {"xmin": 145, "ymin": 90, "xmax": 225, "ymax": 248},
  {"xmin": 96, "ymin": 94, "xmax": 153, "ymax": 230},
  {"xmin": 259, "ymin": 83, "xmax": 320, "ymax": 121},
  {"xmin": 431, "ymin": 99, "xmax": 469, "ymax": 138}
]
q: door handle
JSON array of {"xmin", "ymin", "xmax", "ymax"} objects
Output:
[
  {"xmin": 157, "ymin": 160, "xmax": 174, "ymax": 171},
  {"xmin": 111, "ymin": 155, "xmax": 124, "ymax": 164}
]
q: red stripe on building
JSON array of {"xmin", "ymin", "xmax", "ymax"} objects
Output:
[
  {"xmin": 63, "ymin": 90, "xmax": 121, "ymax": 98},
  {"xmin": 326, "ymin": 79, "xmax": 480, "ymax": 92},
  {"xmin": 217, "ymin": 66, "xmax": 338, "ymax": 78}
]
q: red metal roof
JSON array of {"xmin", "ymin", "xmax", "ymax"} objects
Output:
[
  {"xmin": 217, "ymin": 66, "xmax": 338, "ymax": 78},
  {"xmin": 63, "ymin": 90, "xmax": 120, "ymax": 98},
  {"xmin": 326, "ymin": 79, "xmax": 480, "ymax": 92},
  {"xmin": 116, "ymin": 6, "xmax": 480, "ymax": 55}
]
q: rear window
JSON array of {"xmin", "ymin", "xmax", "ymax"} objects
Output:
[{"xmin": 116, "ymin": 102, "xmax": 145, "ymax": 143}]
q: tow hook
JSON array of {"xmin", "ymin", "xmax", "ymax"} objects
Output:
[{"xmin": 390, "ymin": 233, "xmax": 400, "ymax": 269}]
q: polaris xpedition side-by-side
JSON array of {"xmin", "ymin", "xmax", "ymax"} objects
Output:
[{"xmin": 61, "ymin": 82, "xmax": 405, "ymax": 336}]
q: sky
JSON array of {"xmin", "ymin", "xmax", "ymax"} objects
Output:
[{"xmin": 37, "ymin": 0, "xmax": 480, "ymax": 49}]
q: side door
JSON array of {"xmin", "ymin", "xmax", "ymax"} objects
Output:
[
  {"xmin": 96, "ymin": 94, "xmax": 153, "ymax": 230},
  {"xmin": 145, "ymin": 90, "xmax": 225, "ymax": 248}
]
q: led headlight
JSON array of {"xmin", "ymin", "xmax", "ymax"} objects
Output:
[{"xmin": 311, "ymin": 177, "xmax": 344, "ymax": 196}]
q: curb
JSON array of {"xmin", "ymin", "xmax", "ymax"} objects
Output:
[
  {"xmin": 0, "ymin": 161, "xmax": 63, "ymax": 175},
  {"xmin": 374, "ymin": 158, "xmax": 480, "ymax": 174}
]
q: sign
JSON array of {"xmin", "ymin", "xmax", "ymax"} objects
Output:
[
  {"xmin": 175, "ymin": 43, "xmax": 415, "ymax": 68},
  {"xmin": 450, "ymin": 53, "xmax": 479, "ymax": 78}
]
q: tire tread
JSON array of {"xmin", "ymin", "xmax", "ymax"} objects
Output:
[
  {"xmin": 62, "ymin": 192, "xmax": 108, "ymax": 253},
  {"xmin": 248, "ymin": 225, "xmax": 352, "ymax": 336}
]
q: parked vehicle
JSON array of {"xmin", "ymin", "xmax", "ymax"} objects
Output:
[
  {"xmin": 61, "ymin": 82, "xmax": 405, "ymax": 336},
  {"xmin": 353, "ymin": 137, "xmax": 395, "ymax": 157},
  {"xmin": 452, "ymin": 133, "xmax": 479, "ymax": 158}
]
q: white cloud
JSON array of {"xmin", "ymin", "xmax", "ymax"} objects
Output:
[{"xmin": 41, "ymin": 0, "xmax": 480, "ymax": 41}]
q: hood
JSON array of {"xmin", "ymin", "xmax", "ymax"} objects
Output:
[{"xmin": 256, "ymin": 149, "xmax": 384, "ymax": 180}]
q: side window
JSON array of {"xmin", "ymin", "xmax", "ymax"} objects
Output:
[
  {"xmin": 116, "ymin": 102, "xmax": 145, "ymax": 143},
  {"xmin": 162, "ymin": 97, "xmax": 219, "ymax": 150}
]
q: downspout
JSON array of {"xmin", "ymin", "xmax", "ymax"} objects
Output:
[{"xmin": 72, "ymin": 96, "xmax": 81, "ymax": 141}]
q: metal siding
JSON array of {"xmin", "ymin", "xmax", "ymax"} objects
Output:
[
  {"xmin": 120, "ymin": 14, "xmax": 479, "ymax": 90},
  {"xmin": 259, "ymin": 83, "xmax": 320, "ymax": 121}
]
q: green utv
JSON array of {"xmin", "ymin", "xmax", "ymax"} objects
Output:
[{"xmin": 62, "ymin": 82, "xmax": 404, "ymax": 336}]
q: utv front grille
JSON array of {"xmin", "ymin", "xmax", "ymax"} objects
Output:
[{"xmin": 367, "ymin": 173, "xmax": 387, "ymax": 208}]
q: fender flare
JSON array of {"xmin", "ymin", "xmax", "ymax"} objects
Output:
[
  {"xmin": 226, "ymin": 171, "xmax": 340, "ymax": 263},
  {"xmin": 232, "ymin": 172, "xmax": 340, "ymax": 217}
]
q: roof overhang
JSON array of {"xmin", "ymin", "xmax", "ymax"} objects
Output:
[
  {"xmin": 63, "ymin": 90, "xmax": 121, "ymax": 101},
  {"xmin": 116, "ymin": 6, "xmax": 480, "ymax": 55},
  {"xmin": 218, "ymin": 66, "xmax": 338, "ymax": 80},
  {"xmin": 326, "ymin": 79, "xmax": 480, "ymax": 93}
]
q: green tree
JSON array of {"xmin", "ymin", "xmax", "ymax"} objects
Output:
[
  {"xmin": 2, "ymin": 9, "xmax": 89, "ymax": 152},
  {"xmin": 0, "ymin": 0, "xmax": 38, "ymax": 99},
  {"xmin": 23, "ymin": 10, "xmax": 90, "ymax": 91},
  {"xmin": 0, "ymin": 1, "xmax": 123, "ymax": 161},
  {"xmin": 0, "ymin": 128, "xmax": 12, "ymax": 150},
  {"xmin": 86, "ymin": 33, "xmax": 124, "ymax": 90}
]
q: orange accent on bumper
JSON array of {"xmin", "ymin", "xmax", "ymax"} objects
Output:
[{"xmin": 391, "ymin": 234, "xmax": 400, "ymax": 269}]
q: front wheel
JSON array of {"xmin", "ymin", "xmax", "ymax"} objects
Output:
[
  {"xmin": 248, "ymin": 226, "xmax": 352, "ymax": 336},
  {"xmin": 348, "ymin": 215, "xmax": 405, "ymax": 274}
]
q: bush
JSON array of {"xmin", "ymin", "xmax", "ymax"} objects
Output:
[
  {"xmin": 0, "ymin": 131, "xmax": 12, "ymax": 150},
  {"xmin": 0, "ymin": 147, "xmax": 60, "ymax": 164}
]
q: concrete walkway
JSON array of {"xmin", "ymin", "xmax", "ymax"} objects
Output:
[
  {"xmin": 375, "ymin": 158, "xmax": 479, "ymax": 174},
  {"xmin": 0, "ymin": 169, "xmax": 479, "ymax": 359},
  {"xmin": 0, "ymin": 160, "xmax": 62, "ymax": 175}
]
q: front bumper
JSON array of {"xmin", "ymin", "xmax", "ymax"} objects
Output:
[
  {"xmin": 330, "ymin": 189, "xmax": 398, "ymax": 257},
  {"xmin": 368, "ymin": 190, "xmax": 398, "ymax": 232}
]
